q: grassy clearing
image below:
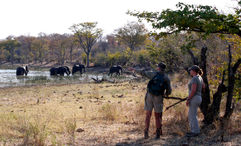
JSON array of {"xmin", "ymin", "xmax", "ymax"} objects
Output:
[{"xmin": 0, "ymin": 74, "xmax": 240, "ymax": 145}]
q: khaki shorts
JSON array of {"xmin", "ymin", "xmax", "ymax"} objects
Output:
[{"xmin": 144, "ymin": 92, "xmax": 163, "ymax": 113}]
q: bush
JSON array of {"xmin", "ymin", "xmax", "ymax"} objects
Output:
[
  {"xmin": 131, "ymin": 49, "xmax": 151, "ymax": 67},
  {"xmin": 94, "ymin": 53, "xmax": 109, "ymax": 66}
]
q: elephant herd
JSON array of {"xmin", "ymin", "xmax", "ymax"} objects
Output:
[{"xmin": 16, "ymin": 64, "xmax": 123, "ymax": 77}]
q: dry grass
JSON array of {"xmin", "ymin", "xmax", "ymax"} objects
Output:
[{"xmin": 0, "ymin": 74, "xmax": 240, "ymax": 145}]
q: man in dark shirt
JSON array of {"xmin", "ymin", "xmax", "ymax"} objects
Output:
[{"xmin": 141, "ymin": 63, "xmax": 172, "ymax": 139}]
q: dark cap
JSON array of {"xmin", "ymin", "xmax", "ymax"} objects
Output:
[
  {"xmin": 188, "ymin": 65, "xmax": 200, "ymax": 72},
  {"xmin": 158, "ymin": 62, "xmax": 166, "ymax": 70}
]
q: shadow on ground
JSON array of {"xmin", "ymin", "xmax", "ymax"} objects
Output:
[{"xmin": 115, "ymin": 127, "xmax": 241, "ymax": 146}]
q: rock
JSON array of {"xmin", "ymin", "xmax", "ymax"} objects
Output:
[
  {"xmin": 79, "ymin": 106, "xmax": 83, "ymax": 109},
  {"xmin": 117, "ymin": 94, "xmax": 123, "ymax": 98},
  {"xmin": 76, "ymin": 128, "xmax": 84, "ymax": 132}
]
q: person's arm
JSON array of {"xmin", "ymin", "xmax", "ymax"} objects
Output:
[
  {"xmin": 128, "ymin": 68, "xmax": 157, "ymax": 79},
  {"xmin": 186, "ymin": 83, "xmax": 197, "ymax": 106},
  {"xmin": 142, "ymin": 71, "xmax": 157, "ymax": 79}
]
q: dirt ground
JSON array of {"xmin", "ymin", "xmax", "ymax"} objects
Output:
[{"xmin": 0, "ymin": 76, "xmax": 240, "ymax": 145}]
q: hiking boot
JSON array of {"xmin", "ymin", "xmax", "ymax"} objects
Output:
[
  {"xmin": 144, "ymin": 130, "xmax": 149, "ymax": 139},
  {"xmin": 155, "ymin": 128, "xmax": 162, "ymax": 139}
]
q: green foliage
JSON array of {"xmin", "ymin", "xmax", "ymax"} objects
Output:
[
  {"xmin": 93, "ymin": 48, "xmax": 151, "ymax": 68},
  {"xmin": 70, "ymin": 22, "xmax": 103, "ymax": 67},
  {"xmin": 131, "ymin": 49, "xmax": 150, "ymax": 66},
  {"xmin": 105, "ymin": 49, "xmax": 130, "ymax": 66},
  {"xmin": 129, "ymin": 1, "xmax": 241, "ymax": 84},
  {"xmin": 107, "ymin": 51, "xmax": 122, "ymax": 66},
  {"xmin": 0, "ymin": 36, "xmax": 21, "ymax": 64},
  {"xmin": 0, "ymin": 49, "xmax": 10, "ymax": 62},
  {"xmin": 145, "ymin": 35, "xmax": 185, "ymax": 71},
  {"xmin": 128, "ymin": 2, "xmax": 241, "ymax": 38}
]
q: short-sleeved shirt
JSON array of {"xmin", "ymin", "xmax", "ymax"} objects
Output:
[
  {"xmin": 140, "ymin": 70, "xmax": 172, "ymax": 95},
  {"xmin": 188, "ymin": 75, "xmax": 203, "ymax": 96},
  {"xmin": 142, "ymin": 71, "xmax": 172, "ymax": 113}
]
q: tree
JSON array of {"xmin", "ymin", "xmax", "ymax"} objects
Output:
[
  {"xmin": 115, "ymin": 22, "xmax": 147, "ymax": 51},
  {"xmin": 15, "ymin": 35, "xmax": 35, "ymax": 63},
  {"xmin": 0, "ymin": 36, "xmax": 21, "ymax": 65},
  {"xmin": 67, "ymin": 35, "xmax": 78, "ymax": 63},
  {"xmin": 31, "ymin": 33, "xmax": 48, "ymax": 64},
  {"xmin": 129, "ymin": 1, "xmax": 241, "ymax": 125},
  {"xmin": 70, "ymin": 22, "xmax": 103, "ymax": 67},
  {"xmin": 145, "ymin": 34, "xmax": 188, "ymax": 71},
  {"xmin": 56, "ymin": 34, "xmax": 72, "ymax": 65}
]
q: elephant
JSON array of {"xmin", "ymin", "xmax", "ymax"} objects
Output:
[
  {"xmin": 108, "ymin": 65, "xmax": 123, "ymax": 76},
  {"xmin": 72, "ymin": 63, "xmax": 85, "ymax": 75},
  {"xmin": 50, "ymin": 66, "xmax": 71, "ymax": 76},
  {"xmin": 16, "ymin": 66, "xmax": 29, "ymax": 76}
]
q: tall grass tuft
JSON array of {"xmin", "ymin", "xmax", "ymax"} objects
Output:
[
  {"xmin": 98, "ymin": 103, "xmax": 118, "ymax": 121},
  {"xmin": 163, "ymin": 106, "xmax": 189, "ymax": 136},
  {"xmin": 20, "ymin": 113, "xmax": 50, "ymax": 146},
  {"xmin": 65, "ymin": 118, "xmax": 77, "ymax": 145}
]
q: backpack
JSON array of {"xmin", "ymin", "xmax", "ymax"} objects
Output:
[{"xmin": 147, "ymin": 73, "xmax": 166, "ymax": 96}]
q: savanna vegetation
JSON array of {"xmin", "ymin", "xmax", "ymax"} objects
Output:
[
  {"xmin": 0, "ymin": 76, "xmax": 240, "ymax": 145},
  {"xmin": 0, "ymin": 0, "xmax": 240, "ymax": 145}
]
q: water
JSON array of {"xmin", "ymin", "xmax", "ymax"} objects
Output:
[{"xmin": 0, "ymin": 69, "xmax": 135, "ymax": 88}]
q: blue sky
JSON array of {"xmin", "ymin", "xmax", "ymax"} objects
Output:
[{"xmin": 0, "ymin": 0, "xmax": 237, "ymax": 39}]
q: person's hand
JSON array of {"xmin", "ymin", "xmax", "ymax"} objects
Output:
[{"xmin": 186, "ymin": 99, "xmax": 190, "ymax": 106}]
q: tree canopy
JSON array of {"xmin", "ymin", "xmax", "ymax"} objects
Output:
[
  {"xmin": 70, "ymin": 22, "xmax": 103, "ymax": 67},
  {"xmin": 115, "ymin": 22, "xmax": 147, "ymax": 51},
  {"xmin": 128, "ymin": 1, "xmax": 241, "ymax": 38}
]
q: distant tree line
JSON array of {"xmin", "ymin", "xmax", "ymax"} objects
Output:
[
  {"xmin": 1, "ymin": 21, "xmax": 236, "ymax": 72},
  {"xmin": 0, "ymin": 22, "xmax": 151, "ymax": 68}
]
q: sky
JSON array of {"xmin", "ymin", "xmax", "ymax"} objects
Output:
[{"xmin": 0, "ymin": 0, "xmax": 238, "ymax": 39}]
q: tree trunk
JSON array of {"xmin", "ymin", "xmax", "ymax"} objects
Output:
[
  {"xmin": 224, "ymin": 45, "xmax": 234, "ymax": 119},
  {"xmin": 187, "ymin": 48, "xmax": 199, "ymax": 65},
  {"xmin": 70, "ymin": 47, "xmax": 73, "ymax": 63},
  {"xmin": 205, "ymin": 71, "xmax": 227, "ymax": 124},
  {"xmin": 86, "ymin": 52, "xmax": 90, "ymax": 67},
  {"xmin": 199, "ymin": 46, "xmax": 211, "ymax": 124},
  {"xmin": 220, "ymin": 47, "xmax": 241, "ymax": 140},
  {"xmin": 224, "ymin": 46, "xmax": 241, "ymax": 119}
]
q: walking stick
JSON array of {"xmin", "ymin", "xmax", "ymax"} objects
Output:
[
  {"xmin": 164, "ymin": 96, "xmax": 186, "ymax": 100},
  {"xmin": 165, "ymin": 97, "xmax": 187, "ymax": 111}
]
